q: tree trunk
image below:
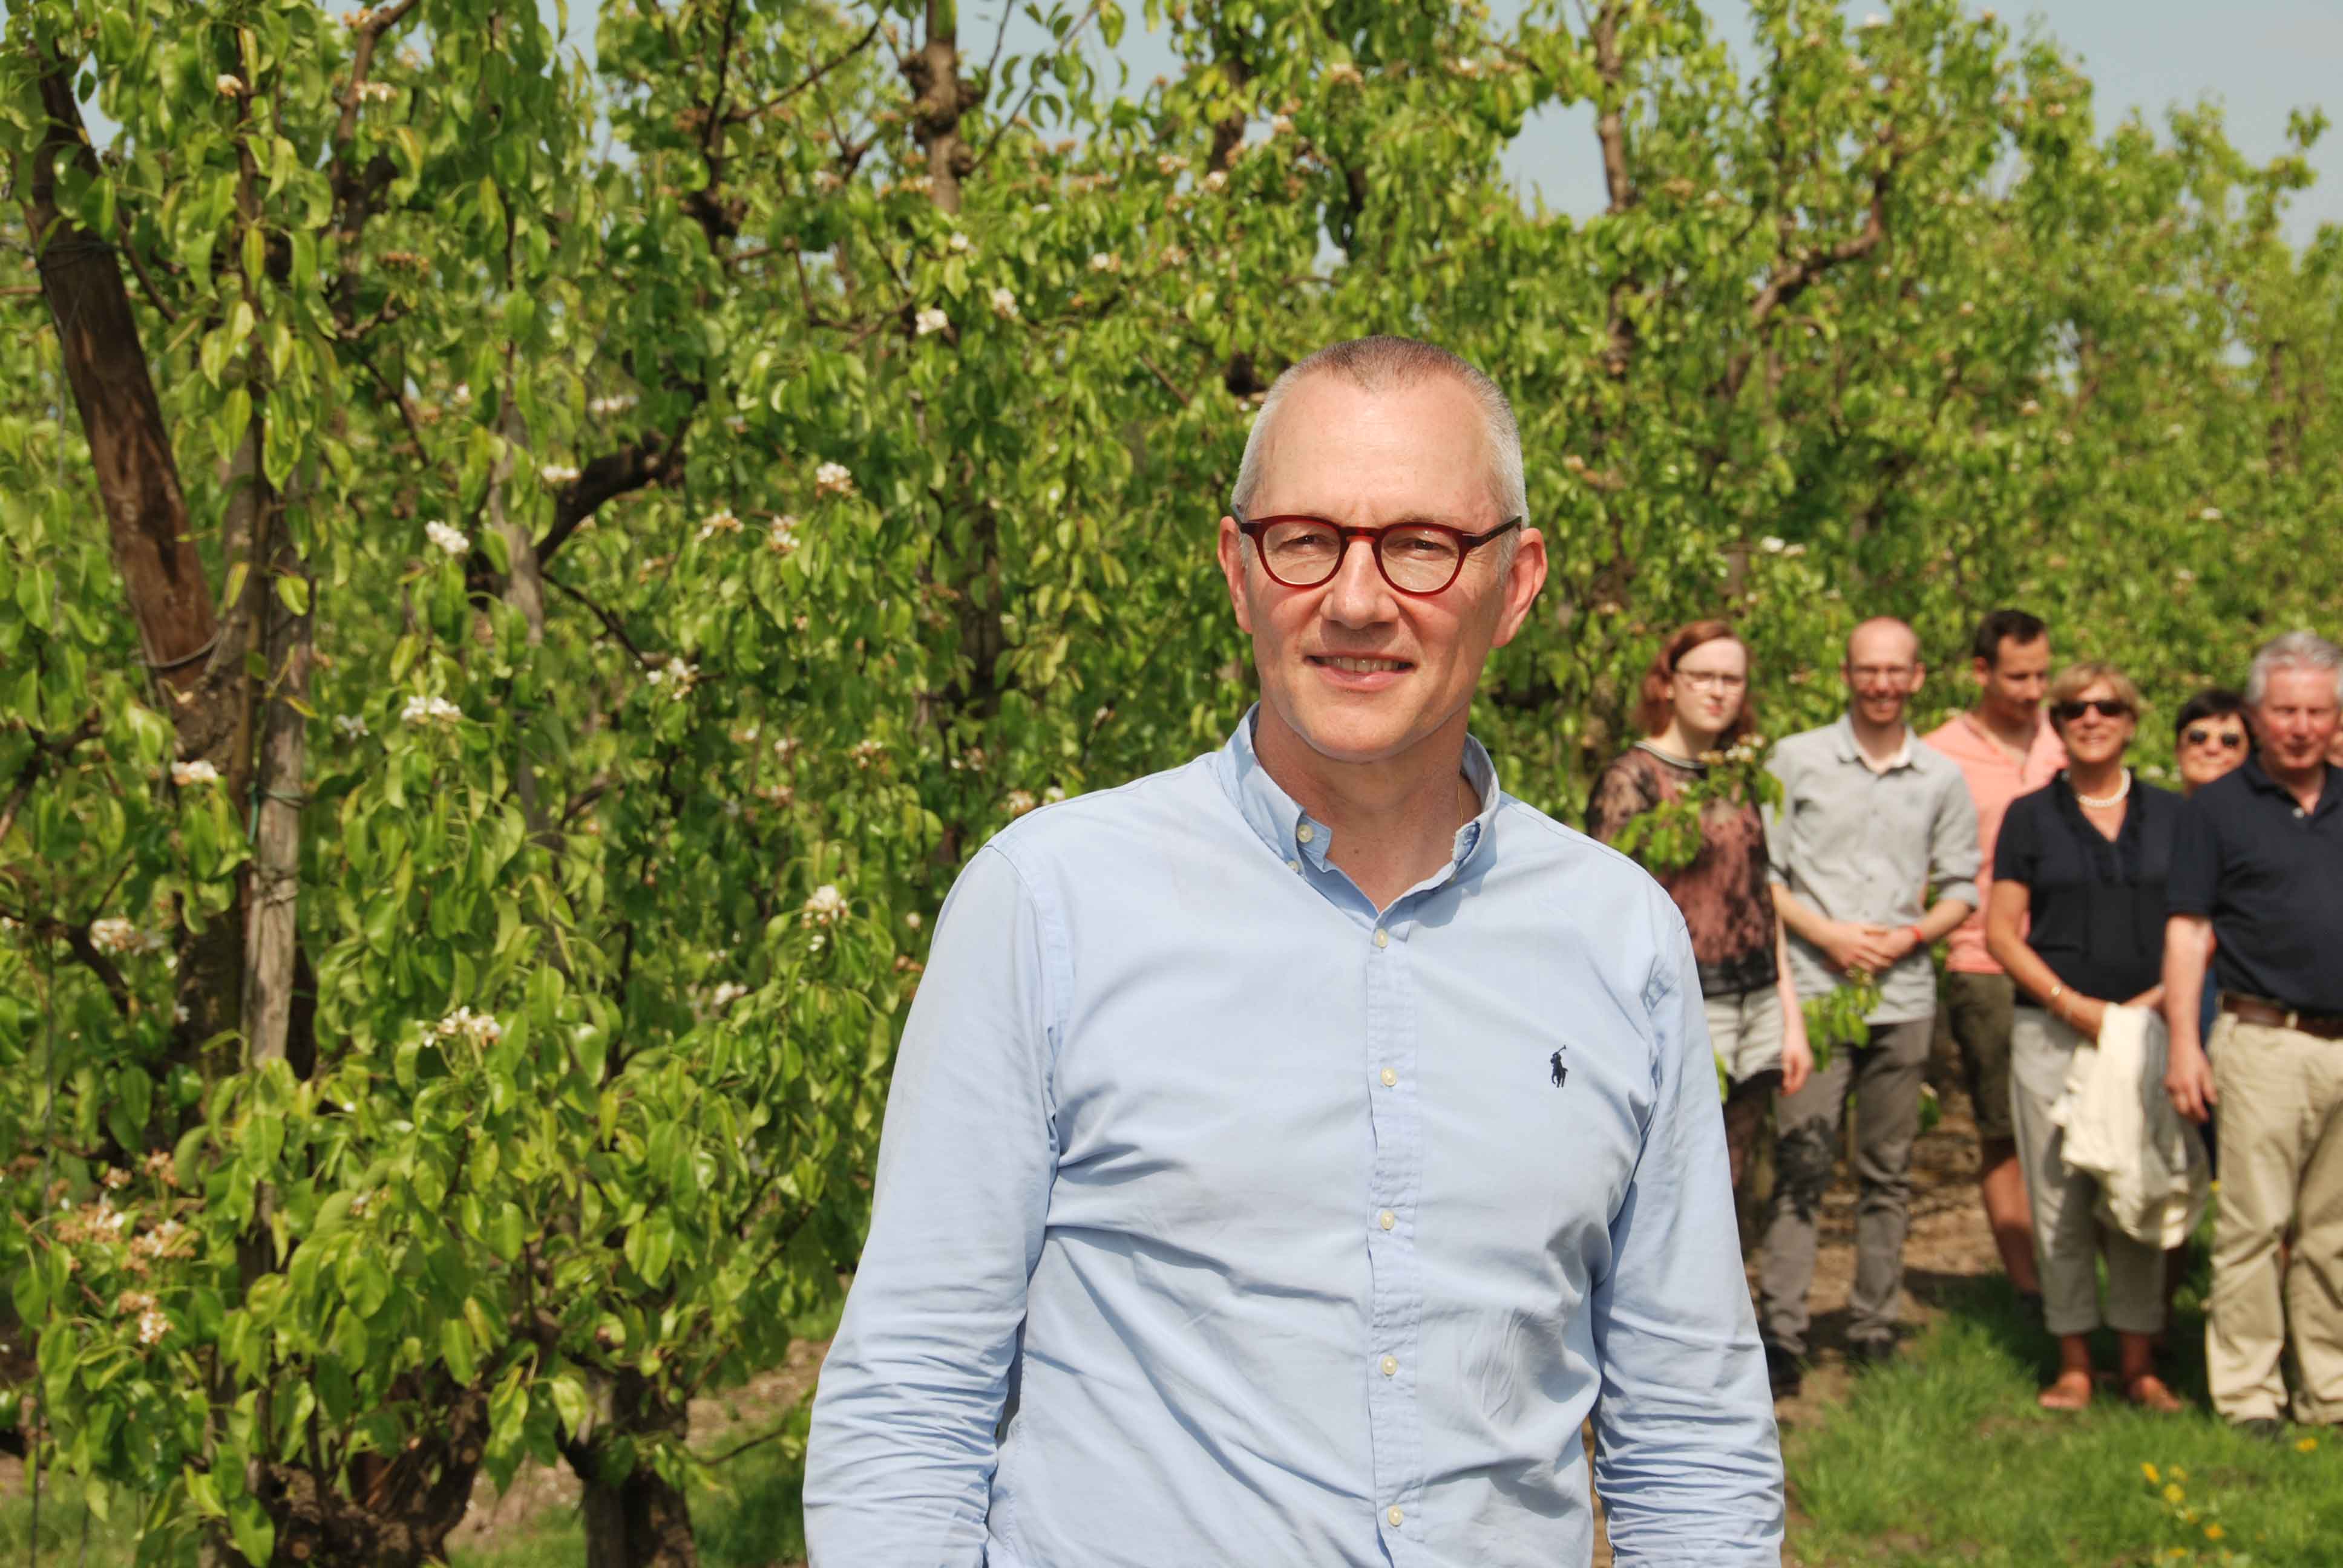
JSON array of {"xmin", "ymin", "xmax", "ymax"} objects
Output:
[{"xmin": 577, "ymin": 1370, "xmax": 698, "ymax": 1568}]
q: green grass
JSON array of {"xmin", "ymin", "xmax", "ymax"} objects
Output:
[{"xmin": 1785, "ymin": 1274, "xmax": 2343, "ymax": 1566}]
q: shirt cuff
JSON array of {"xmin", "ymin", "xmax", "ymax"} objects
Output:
[{"xmin": 1933, "ymin": 880, "xmax": 1980, "ymax": 912}]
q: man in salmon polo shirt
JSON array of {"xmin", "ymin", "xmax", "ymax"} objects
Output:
[{"xmin": 1921, "ymin": 609, "xmax": 2063, "ymax": 1307}]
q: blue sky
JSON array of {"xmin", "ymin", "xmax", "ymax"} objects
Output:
[{"xmin": 530, "ymin": 0, "xmax": 2339, "ymax": 246}]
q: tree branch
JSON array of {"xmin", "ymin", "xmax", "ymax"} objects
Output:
[
  {"xmin": 545, "ymin": 572, "xmax": 658, "ymax": 669},
  {"xmin": 534, "ymin": 425, "xmax": 692, "ymax": 567}
]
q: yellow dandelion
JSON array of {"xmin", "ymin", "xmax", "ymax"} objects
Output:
[
  {"xmin": 2163, "ymin": 1483, "xmax": 2185, "ymax": 1504},
  {"xmin": 2171, "ymin": 1465, "xmax": 2187, "ymax": 1481},
  {"xmin": 2141, "ymin": 1462, "xmax": 2160, "ymax": 1485},
  {"xmin": 2205, "ymin": 1524, "xmax": 2225, "ymax": 1541},
  {"xmin": 2296, "ymin": 1436, "xmax": 2319, "ymax": 1452}
]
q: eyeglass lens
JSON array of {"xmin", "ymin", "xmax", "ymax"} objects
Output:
[
  {"xmin": 2183, "ymin": 727, "xmax": 2246, "ymax": 750},
  {"xmin": 2056, "ymin": 699, "xmax": 2131, "ymax": 720},
  {"xmin": 1259, "ymin": 519, "xmax": 1464, "ymax": 593}
]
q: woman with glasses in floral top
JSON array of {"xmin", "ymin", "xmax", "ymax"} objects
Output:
[{"xmin": 1589, "ymin": 621, "xmax": 1812, "ymax": 1192}]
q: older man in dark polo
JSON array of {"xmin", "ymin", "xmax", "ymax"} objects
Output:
[{"xmin": 2164, "ymin": 630, "xmax": 2343, "ymax": 1437}]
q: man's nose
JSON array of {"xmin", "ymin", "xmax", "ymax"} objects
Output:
[{"xmin": 1320, "ymin": 536, "xmax": 1394, "ymax": 624}]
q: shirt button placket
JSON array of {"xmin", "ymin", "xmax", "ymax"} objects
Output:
[{"xmin": 1364, "ymin": 909, "xmax": 1421, "ymax": 1553}]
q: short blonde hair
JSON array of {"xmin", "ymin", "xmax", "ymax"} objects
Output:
[{"xmin": 2047, "ymin": 661, "xmax": 2143, "ymax": 732}]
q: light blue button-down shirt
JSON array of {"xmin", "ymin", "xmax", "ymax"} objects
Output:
[{"xmin": 804, "ymin": 713, "xmax": 1784, "ymax": 1566}]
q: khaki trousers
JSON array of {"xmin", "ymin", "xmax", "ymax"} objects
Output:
[
  {"xmin": 2008, "ymin": 1007, "xmax": 2163, "ymax": 1338},
  {"xmin": 2207, "ymin": 1013, "xmax": 2343, "ymax": 1425}
]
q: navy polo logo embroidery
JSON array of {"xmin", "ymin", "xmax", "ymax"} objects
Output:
[{"xmin": 1549, "ymin": 1048, "xmax": 1568, "ymax": 1088}]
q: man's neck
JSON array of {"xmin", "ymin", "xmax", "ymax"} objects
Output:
[
  {"xmin": 2265, "ymin": 757, "xmax": 2328, "ymax": 813},
  {"xmin": 1968, "ymin": 702, "xmax": 2037, "ymax": 760},
  {"xmin": 1253, "ymin": 708, "xmax": 1478, "ymax": 910},
  {"xmin": 1849, "ymin": 710, "xmax": 1909, "ymax": 769}
]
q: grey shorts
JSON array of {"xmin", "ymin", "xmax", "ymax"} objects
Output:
[{"xmin": 1706, "ymin": 986, "xmax": 1788, "ymax": 1084}]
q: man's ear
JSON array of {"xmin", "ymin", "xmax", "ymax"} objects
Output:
[
  {"xmin": 1910, "ymin": 662, "xmax": 1928, "ymax": 694},
  {"xmin": 1217, "ymin": 515, "xmax": 1254, "ymax": 635},
  {"xmin": 1489, "ymin": 527, "xmax": 1548, "ymax": 650},
  {"xmin": 1971, "ymin": 655, "xmax": 1991, "ymax": 688}
]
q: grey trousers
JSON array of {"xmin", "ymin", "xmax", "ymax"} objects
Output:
[
  {"xmin": 2008, "ymin": 1007, "xmax": 2164, "ymax": 1338},
  {"xmin": 1758, "ymin": 1016, "xmax": 1933, "ymax": 1356}
]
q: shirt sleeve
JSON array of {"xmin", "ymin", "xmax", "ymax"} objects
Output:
[
  {"xmin": 1993, "ymin": 790, "xmax": 2040, "ymax": 885},
  {"xmin": 2167, "ymin": 793, "xmax": 2223, "ymax": 918},
  {"xmin": 1928, "ymin": 769, "xmax": 1984, "ymax": 910},
  {"xmin": 803, "ymin": 845, "xmax": 1060, "ymax": 1566},
  {"xmin": 1762, "ymin": 744, "xmax": 1795, "ymax": 888},
  {"xmin": 1590, "ymin": 912, "xmax": 1786, "ymax": 1564}
]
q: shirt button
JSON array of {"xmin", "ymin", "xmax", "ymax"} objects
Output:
[
  {"xmin": 1374, "ymin": 927, "xmax": 1389, "ymax": 949},
  {"xmin": 1286, "ymin": 858, "xmax": 1302, "ymax": 873},
  {"xmin": 1388, "ymin": 1506, "xmax": 1405, "ymax": 1527},
  {"xmin": 1378, "ymin": 1209, "xmax": 1396, "ymax": 1230},
  {"xmin": 1297, "ymin": 823, "xmax": 1315, "ymax": 844},
  {"xmin": 1380, "ymin": 1067, "xmax": 1398, "ymax": 1088},
  {"xmin": 1380, "ymin": 1354, "xmax": 1399, "ymax": 1377}
]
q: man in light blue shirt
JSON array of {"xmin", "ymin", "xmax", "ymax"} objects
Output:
[{"xmin": 804, "ymin": 336, "xmax": 1784, "ymax": 1566}]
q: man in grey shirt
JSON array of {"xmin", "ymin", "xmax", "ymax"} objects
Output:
[{"xmin": 1757, "ymin": 617, "xmax": 1981, "ymax": 1395}]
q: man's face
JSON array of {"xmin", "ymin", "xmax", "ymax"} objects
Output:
[
  {"xmin": 1842, "ymin": 623, "xmax": 1924, "ymax": 729},
  {"xmin": 1217, "ymin": 375, "xmax": 1547, "ymax": 771},
  {"xmin": 1973, "ymin": 635, "xmax": 2050, "ymax": 727},
  {"xmin": 2252, "ymin": 667, "xmax": 2342, "ymax": 775}
]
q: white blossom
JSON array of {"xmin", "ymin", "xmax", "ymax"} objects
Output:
[
  {"xmin": 644, "ymin": 656, "xmax": 700, "ymax": 701},
  {"xmin": 813, "ymin": 169, "xmax": 842, "ymax": 192},
  {"xmin": 915, "ymin": 305, "xmax": 950, "ymax": 337},
  {"xmin": 1043, "ymin": 785, "xmax": 1067, "ymax": 805},
  {"xmin": 1202, "ymin": 171, "xmax": 1228, "ymax": 193},
  {"xmin": 171, "ymin": 759, "xmax": 220, "ymax": 787},
  {"xmin": 424, "ymin": 520, "xmax": 468, "ymax": 557},
  {"xmin": 947, "ymin": 231, "xmax": 972, "ymax": 253},
  {"xmin": 708, "ymin": 981, "xmax": 749, "ymax": 1009},
  {"xmin": 401, "ymin": 694, "xmax": 462, "ymax": 725},
  {"xmin": 1782, "ymin": 543, "xmax": 1808, "ymax": 558},
  {"xmin": 990, "ymin": 287, "xmax": 1020, "ymax": 320},
  {"xmin": 2198, "ymin": 506, "xmax": 2223, "ymax": 522},
  {"xmin": 2174, "ymin": 568, "xmax": 2198, "ymax": 583},
  {"xmin": 333, "ymin": 713, "xmax": 370, "ymax": 740},
  {"xmin": 1270, "ymin": 114, "xmax": 1295, "ymax": 136},
  {"xmin": 1089, "ymin": 252, "xmax": 1120, "ymax": 274},
  {"xmin": 451, "ymin": 382, "xmax": 474, "ymax": 406},
  {"xmin": 1156, "ymin": 154, "xmax": 1190, "ymax": 175},
  {"xmin": 766, "ymin": 515, "xmax": 801, "ymax": 557},
  {"xmin": 215, "ymin": 73, "xmax": 244, "ymax": 98},
  {"xmin": 697, "ymin": 508, "xmax": 743, "ymax": 541},
  {"xmin": 849, "ymin": 737, "xmax": 886, "ymax": 769},
  {"xmin": 1323, "ymin": 63, "xmax": 1363, "ymax": 88},
  {"xmin": 814, "ymin": 461, "xmax": 857, "ymax": 498},
  {"xmin": 91, "ymin": 918, "xmax": 166, "ymax": 958},
  {"xmin": 356, "ymin": 80, "xmax": 396, "ymax": 104},
  {"xmin": 137, "ymin": 1308, "xmax": 171, "ymax": 1347},
  {"xmin": 772, "ymin": 734, "xmax": 801, "ymax": 763},
  {"xmin": 1006, "ymin": 789, "xmax": 1038, "ymax": 815},
  {"xmin": 1446, "ymin": 57, "xmax": 1481, "ymax": 77},
  {"xmin": 540, "ymin": 462, "xmax": 581, "ymax": 485},
  {"xmin": 587, "ymin": 393, "xmax": 638, "ymax": 416},
  {"xmin": 903, "ymin": 910, "xmax": 923, "ymax": 930},
  {"xmin": 429, "ymin": 1006, "xmax": 503, "ymax": 1047},
  {"xmin": 802, "ymin": 884, "xmax": 849, "ymax": 927},
  {"xmin": 1759, "ymin": 536, "xmax": 1787, "ymax": 554}
]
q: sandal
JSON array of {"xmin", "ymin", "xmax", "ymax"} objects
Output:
[{"xmin": 2126, "ymin": 1374, "xmax": 2183, "ymax": 1413}]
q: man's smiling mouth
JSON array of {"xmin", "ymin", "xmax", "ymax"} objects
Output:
[{"xmin": 1311, "ymin": 655, "xmax": 1412, "ymax": 673}]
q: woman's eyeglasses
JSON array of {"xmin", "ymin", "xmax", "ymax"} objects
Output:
[
  {"xmin": 2181, "ymin": 726, "xmax": 2247, "ymax": 751},
  {"xmin": 2054, "ymin": 698, "xmax": 2132, "ymax": 722}
]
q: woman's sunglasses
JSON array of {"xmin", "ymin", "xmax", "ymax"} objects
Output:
[
  {"xmin": 2181, "ymin": 726, "xmax": 2247, "ymax": 751},
  {"xmin": 2054, "ymin": 698, "xmax": 2132, "ymax": 722}
]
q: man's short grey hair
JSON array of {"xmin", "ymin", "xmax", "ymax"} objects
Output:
[
  {"xmin": 1230, "ymin": 336, "xmax": 1528, "ymax": 532},
  {"xmin": 2245, "ymin": 629, "xmax": 2343, "ymax": 707}
]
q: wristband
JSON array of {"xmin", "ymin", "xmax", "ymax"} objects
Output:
[{"xmin": 1905, "ymin": 924, "xmax": 1927, "ymax": 951}]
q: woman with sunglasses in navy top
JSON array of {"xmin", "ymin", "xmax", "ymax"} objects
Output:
[{"xmin": 1987, "ymin": 662, "xmax": 2187, "ymax": 1413}]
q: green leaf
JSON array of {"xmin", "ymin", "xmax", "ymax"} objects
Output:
[{"xmin": 275, "ymin": 574, "xmax": 310, "ymax": 616}]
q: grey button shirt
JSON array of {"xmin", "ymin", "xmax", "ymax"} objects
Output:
[{"xmin": 1764, "ymin": 714, "xmax": 1982, "ymax": 1024}]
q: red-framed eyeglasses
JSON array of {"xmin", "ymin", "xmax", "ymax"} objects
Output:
[{"xmin": 1233, "ymin": 508, "xmax": 1523, "ymax": 596}]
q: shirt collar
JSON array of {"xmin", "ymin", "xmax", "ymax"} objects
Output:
[
  {"xmin": 1832, "ymin": 711, "xmax": 1913, "ymax": 773},
  {"xmin": 2238, "ymin": 754, "xmax": 2338, "ymax": 816},
  {"xmin": 1217, "ymin": 705, "xmax": 1503, "ymax": 877}
]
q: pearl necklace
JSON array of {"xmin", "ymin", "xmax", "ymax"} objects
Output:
[{"xmin": 2075, "ymin": 770, "xmax": 2131, "ymax": 809}]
